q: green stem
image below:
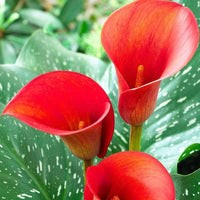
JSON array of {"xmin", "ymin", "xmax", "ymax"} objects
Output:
[
  {"xmin": 3, "ymin": 12, "xmax": 19, "ymax": 29},
  {"xmin": 83, "ymin": 159, "xmax": 94, "ymax": 184},
  {"xmin": 129, "ymin": 124, "xmax": 143, "ymax": 151}
]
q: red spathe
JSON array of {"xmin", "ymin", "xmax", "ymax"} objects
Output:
[
  {"xmin": 84, "ymin": 151, "xmax": 175, "ymax": 200},
  {"xmin": 2, "ymin": 71, "xmax": 114, "ymax": 160},
  {"xmin": 102, "ymin": 0, "xmax": 199, "ymax": 125}
]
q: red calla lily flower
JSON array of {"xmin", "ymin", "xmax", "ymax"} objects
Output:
[
  {"xmin": 101, "ymin": 0, "xmax": 199, "ymax": 125},
  {"xmin": 84, "ymin": 151, "xmax": 175, "ymax": 200},
  {"xmin": 2, "ymin": 71, "xmax": 114, "ymax": 161}
]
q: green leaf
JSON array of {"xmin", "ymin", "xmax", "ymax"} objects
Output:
[
  {"xmin": 1, "ymin": 30, "xmax": 113, "ymax": 199},
  {"xmin": 16, "ymin": 29, "xmax": 128, "ymax": 153},
  {"xmin": 5, "ymin": 35, "xmax": 28, "ymax": 55},
  {"xmin": 172, "ymin": 169, "xmax": 200, "ymax": 200},
  {"xmin": 24, "ymin": 0, "xmax": 42, "ymax": 9},
  {"xmin": 178, "ymin": 143, "xmax": 200, "ymax": 163},
  {"xmin": 16, "ymin": 30, "xmax": 125, "ymax": 155},
  {"xmin": 14, "ymin": 29, "xmax": 127, "ymax": 198},
  {"xmin": 57, "ymin": 32, "xmax": 79, "ymax": 51},
  {"xmin": 14, "ymin": 27, "xmax": 200, "ymax": 199},
  {"xmin": 142, "ymin": 47, "xmax": 200, "ymax": 173},
  {"xmin": 0, "ymin": 39, "xmax": 16, "ymax": 64},
  {"xmin": 0, "ymin": 65, "xmax": 84, "ymax": 199},
  {"xmin": 5, "ymin": 20, "xmax": 37, "ymax": 35},
  {"xmin": 16, "ymin": 28, "xmax": 200, "ymax": 172},
  {"xmin": 59, "ymin": 0, "xmax": 83, "ymax": 26},
  {"xmin": 5, "ymin": 0, "xmax": 19, "ymax": 10},
  {"xmin": 0, "ymin": 0, "xmax": 199, "ymax": 199},
  {"xmin": 0, "ymin": 65, "xmax": 37, "ymax": 104},
  {"xmin": 177, "ymin": 143, "xmax": 200, "ymax": 175},
  {"xmin": 20, "ymin": 9, "xmax": 64, "ymax": 30},
  {"xmin": 16, "ymin": 30, "xmax": 108, "ymax": 83}
]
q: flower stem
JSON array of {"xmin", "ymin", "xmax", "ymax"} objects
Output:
[
  {"xmin": 129, "ymin": 125, "xmax": 143, "ymax": 151},
  {"xmin": 83, "ymin": 159, "xmax": 94, "ymax": 184}
]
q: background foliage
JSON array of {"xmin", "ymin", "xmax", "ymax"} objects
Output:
[{"xmin": 0, "ymin": 0, "xmax": 200, "ymax": 199}]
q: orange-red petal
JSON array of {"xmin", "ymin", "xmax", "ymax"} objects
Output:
[
  {"xmin": 84, "ymin": 151, "xmax": 175, "ymax": 200},
  {"xmin": 2, "ymin": 71, "xmax": 114, "ymax": 160},
  {"xmin": 119, "ymin": 81, "xmax": 161, "ymax": 125},
  {"xmin": 102, "ymin": 0, "xmax": 199, "ymax": 125}
]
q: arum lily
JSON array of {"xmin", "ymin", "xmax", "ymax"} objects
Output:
[
  {"xmin": 1, "ymin": 71, "xmax": 114, "ymax": 180},
  {"xmin": 84, "ymin": 151, "xmax": 175, "ymax": 200},
  {"xmin": 101, "ymin": 0, "xmax": 199, "ymax": 151}
]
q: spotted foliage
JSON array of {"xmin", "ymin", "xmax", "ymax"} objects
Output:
[{"xmin": 0, "ymin": 0, "xmax": 200, "ymax": 198}]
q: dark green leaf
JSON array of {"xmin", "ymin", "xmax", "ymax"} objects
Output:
[
  {"xmin": 177, "ymin": 143, "xmax": 200, "ymax": 175},
  {"xmin": 179, "ymin": 143, "xmax": 200, "ymax": 163},
  {"xmin": 59, "ymin": 0, "xmax": 83, "ymax": 26},
  {"xmin": 77, "ymin": 20, "xmax": 91, "ymax": 36},
  {"xmin": 25, "ymin": 0, "xmax": 42, "ymax": 9},
  {"xmin": 5, "ymin": 0, "xmax": 19, "ymax": 10},
  {"xmin": 172, "ymin": 169, "xmax": 200, "ymax": 200}
]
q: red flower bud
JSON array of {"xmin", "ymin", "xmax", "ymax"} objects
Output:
[
  {"xmin": 102, "ymin": 0, "xmax": 199, "ymax": 125},
  {"xmin": 84, "ymin": 151, "xmax": 175, "ymax": 200},
  {"xmin": 2, "ymin": 71, "xmax": 114, "ymax": 160}
]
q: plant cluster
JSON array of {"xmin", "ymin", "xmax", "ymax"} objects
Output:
[{"xmin": 0, "ymin": 0, "xmax": 200, "ymax": 199}]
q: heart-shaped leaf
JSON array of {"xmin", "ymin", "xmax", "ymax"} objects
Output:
[
  {"xmin": 16, "ymin": 30, "xmax": 108, "ymax": 83},
  {"xmin": 0, "ymin": 65, "xmax": 84, "ymax": 199}
]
